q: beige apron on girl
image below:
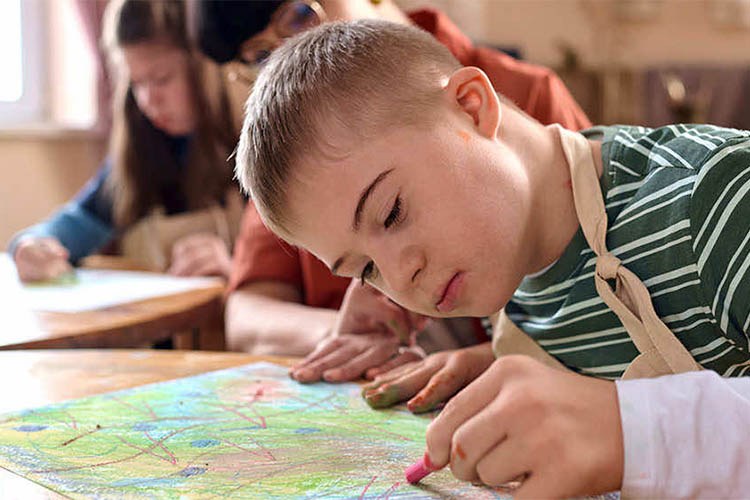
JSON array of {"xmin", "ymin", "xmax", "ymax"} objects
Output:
[
  {"xmin": 120, "ymin": 189, "xmax": 244, "ymax": 272},
  {"xmin": 491, "ymin": 125, "xmax": 702, "ymax": 379}
]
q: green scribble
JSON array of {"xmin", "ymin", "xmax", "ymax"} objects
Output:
[{"xmin": 25, "ymin": 271, "xmax": 79, "ymax": 288}]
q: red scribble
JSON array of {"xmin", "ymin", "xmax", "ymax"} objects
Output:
[
  {"xmin": 116, "ymin": 436, "xmax": 176, "ymax": 465},
  {"xmin": 216, "ymin": 403, "xmax": 266, "ymax": 429},
  {"xmin": 244, "ymin": 400, "xmax": 267, "ymax": 429},
  {"xmin": 110, "ymin": 396, "xmax": 157, "ymax": 419},
  {"xmin": 60, "ymin": 410, "xmax": 78, "ymax": 430},
  {"xmin": 209, "ymin": 434, "xmax": 276, "ymax": 462},
  {"xmin": 220, "ymin": 458, "xmax": 322, "ymax": 497},
  {"xmin": 60, "ymin": 425, "xmax": 101, "ymax": 447},
  {"xmin": 379, "ymin": 481, "xmax": 401, "ymax": 499},
  {"xmin": 33, "ymin": 423, "xmax": 203, "ymax": 474},
  {"xmin": 273, "ymin": 394, "xmax": 338, "ymax": 416},
  {"xmin": 359, "ymin": 475, "xmax": 378, "ymax": 500},
  {"xmin": 145, "ymin": 430, "xmax": 177, "ymax": 464},
  {"xmin": 35, "ymin": 448, "xmax": 151, "ymax": 474},
  {"xmin": 345, "ymin": 419, "xmax": 413, "ymax": 442}
]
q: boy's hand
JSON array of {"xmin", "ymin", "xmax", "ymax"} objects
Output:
[
  {"xmin": 290, "ymin": 332, "xmax": 424, "ymax": 383},
  {"xmin": 169, "ymin": 233, "xmax": 232, "ymax": 278},
  {"xmin": 14, "ymin": 237, "xmax": 72, "ymax": 283},
  {"xmin": 290, "ymin": 280, "xmax": 428, "ymax": 383},
  {"xmin": 362, "ymin": 341, "xmax": 494, "ymax": 412},
  {"xmin": 425, "ymin": 355, "xmax": 623, "ymax": 499}
]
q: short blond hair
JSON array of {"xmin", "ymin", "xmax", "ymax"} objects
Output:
[{"xmin": 236, "ymin": 20, "xmax": 461, "ymax": 235}]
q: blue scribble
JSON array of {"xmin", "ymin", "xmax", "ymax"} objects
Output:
[
  {"xmin": 13, "ymin": 425, "xmax": 48, "ymax": 433},
  {"xmin": 191, "ymin": 439, "xmax": 219, "ymax": 448},
  {"xmin": 294, "ymin": 427, "xmax": 321, "ymax": 434},
  {"xmin": 179, "ymin": 466, "xmax": 207, "ymax": 477},
  {"xmin": 132, "ymin": 422, "xmax": 157, "ymax": 431}
]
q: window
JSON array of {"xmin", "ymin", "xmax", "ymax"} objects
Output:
[
  {"xmin": 0, "ymin": 0, "xmax": 45, "ymax": 126},
  {"xmin": 0, "ymin": 0, "xmax": 23, "ymax": 103}
]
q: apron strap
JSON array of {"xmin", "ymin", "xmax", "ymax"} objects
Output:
[{"xmin": 555, "ymin": 125, "xmax": 701, "ymax": 376}]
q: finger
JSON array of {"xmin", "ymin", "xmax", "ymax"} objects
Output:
[
  {"xmin": 27, "ymin": 255, "xmax": 71, "ymax": 282},
  {"xmin": 171, "ymin": 235, "xmax": 208, "ymax": 261},
  {"xmin": 179, "ymin": 257, "xmax": 222, "ymax": 277},
  {"xmin": 49, "ymin": 259, "xmax": 73, "ymax": 278},
  {"xmin": 291, "ymin": 336, "xmax": 346, "ymax": 374},
  {"xmin": 407, "ymin": 366, "xmax": 470, "ymax": 414},
  {"xmin": 291, "ymin": 344, "xmax": 360, "ymax": 383},
  {"xmin": 361, "ymin": 379, "xmax": 411, "ymax": 409},
  {"xmin": 169, "ymin": 251, "xmax": 211, "ymax": 276},
  {"xmin": 38, "ymin": 239, "xmax": 69, "ymax": 260},
  {"xmin": 448, "ymin": 393, "xmax": 515, "ymax": 483},
  {"xmin": 363, "ymin": 362, "xmax": 439, "ymax": 409},
  {"xmin": 170, "ymin": 238, "xmax": 192, "ymax": 259},
  {"xmin": 361, "ymin": 359, "xmax": 422, "ymax": 393},
  {"xmin": 425, "ymin": 364, "xmax": 503, "ymax": 470},
  {"xmin": 322, "ymin": 343, "xmax": 397, "ymax": 382},
  {"xmin": 365, "ymin": 349, "xmax": 423, "ymax": 380},
  {"xmin": 25, "ymin": 243, "xmax": 57, "ymax": 264},
  {"xmin": 384, "ymin": 319, "xmax": 411, "ymax": 344},
  {"xmin": 408, "ymin": 312, "xmax": 431, "ymax": 332},
  {"xmin": 473, "ymin": 434, "xmax": 530, "ymax": 488}
]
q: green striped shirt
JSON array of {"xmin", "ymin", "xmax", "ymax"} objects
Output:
[{"xmin": 506, "ymin": 124, "xmax": 750, "ymax": 379}]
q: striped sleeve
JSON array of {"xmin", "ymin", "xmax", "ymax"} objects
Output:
[{"xmin": 690, "ymin": 137, "xmax": 750, "ymax": 347}]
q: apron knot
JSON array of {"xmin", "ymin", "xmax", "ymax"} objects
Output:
[{"xmin": 596, "ymin": 253, "xmax": 621, "ymax": 280}]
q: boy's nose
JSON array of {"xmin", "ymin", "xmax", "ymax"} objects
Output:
[{"xmin": 380, "ymin": 243, "xmax": 425, "ymax": 295}]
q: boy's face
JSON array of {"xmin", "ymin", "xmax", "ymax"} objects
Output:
[{"xmin": 284, "ymin": 109, "xmax": 533, "ymax": 318}]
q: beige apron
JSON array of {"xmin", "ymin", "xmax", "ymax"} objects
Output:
[
  {"xmin": 120, "ymin": 188, "xmax": 244, "ymax": 272},
  {"xmin": 492, "ymin": 125, "xmax": 702, "ymax": 379}
]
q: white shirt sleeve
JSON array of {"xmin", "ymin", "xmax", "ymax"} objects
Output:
[{"xmin": 616, "ymin": 371, "xmax": 750, "ymax": 499}]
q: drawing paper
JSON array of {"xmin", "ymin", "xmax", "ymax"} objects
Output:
[{"xmin": 0, "ymin": 362, "xmax": 510, "ymax": 499}]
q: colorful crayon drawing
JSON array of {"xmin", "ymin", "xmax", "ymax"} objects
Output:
[{"xmin": 0, "ymin": 362, "xmax": 509, "ymax": 499}]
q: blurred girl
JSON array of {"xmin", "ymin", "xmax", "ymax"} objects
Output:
[{"xmin": 10, "ymin": 0, "xmax": 242, "ymax": 282}]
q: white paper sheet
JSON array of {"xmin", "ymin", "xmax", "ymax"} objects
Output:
[{"xmin": 19, "ymin": 269, "xmax": 222, "ymax": 313}]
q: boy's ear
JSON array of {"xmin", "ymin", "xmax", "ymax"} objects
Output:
[{"xmin": 443, "ymin": 66, "xmax": 501, "ymax": 139}]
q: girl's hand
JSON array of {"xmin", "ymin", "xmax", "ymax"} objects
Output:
[
  {"xmin": 14, "ymin": 237, "xmax": 72, "ymax": 283},
  {"xmin": 362, "ymin": 341, "xmax": 494, "ymax": 412},
  {"xmin": 425, "ymin": 355, "xmax": 623, "ymax": 499},
  {"xmin": 290, "ymin": 280, "xmax": 428, "ymax": 383},
  {"xmin": 169, "ymin": 233, "xmax": 232, "ymax": 278}
]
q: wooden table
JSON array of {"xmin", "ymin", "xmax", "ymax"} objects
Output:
[
  {"xmin": 0, "ymin": 349, "xmax": 296, "ymax": 498},
  {"xmin": 0, "ymin": 256, "xmax": 226, "ymax": 351}
]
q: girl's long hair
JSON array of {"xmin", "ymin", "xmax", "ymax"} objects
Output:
[{"xmin": 102, "ymin": 0, "xmax": 236, "ymax": 227}]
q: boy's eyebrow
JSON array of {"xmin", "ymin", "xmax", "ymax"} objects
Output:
[
  {"xmin": 353, "ymin": 168, "xmax": 394, "ymax": 232},
  {"xmin": 330, "ymin": 168, "xmax": 395, "ymax": 276}
]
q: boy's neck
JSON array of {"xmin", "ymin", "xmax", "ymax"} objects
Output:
[{"xmin": 502, "ymin": 113, "xmax": 602, "ymax": 276}]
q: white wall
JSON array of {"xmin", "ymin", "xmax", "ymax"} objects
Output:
[{"xmin": 398, "ymin": 0, "xmax": 750, "ymax": 68}]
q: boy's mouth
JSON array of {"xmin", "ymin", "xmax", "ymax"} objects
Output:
[{"xmin": 435, "ymin": 272, "xmax": 464, "ymax": 313}]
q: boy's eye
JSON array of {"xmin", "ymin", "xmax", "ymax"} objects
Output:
[
  {"xmin": 360, "ymin": 260, "xmax": 376, "ymax": 285},
  {"xmin": 384, "ymin": 196, "xmax": 403, "ymax": 229}
]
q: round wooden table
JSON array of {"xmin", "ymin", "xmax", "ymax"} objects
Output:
[{"xmin": 0, "ymin": 350, "xmax": 296, "ymax": 498}]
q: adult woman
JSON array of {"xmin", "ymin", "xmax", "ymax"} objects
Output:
[{"xmin": 11, "ymin": 0, "xmax": 242, "ymax": 282}]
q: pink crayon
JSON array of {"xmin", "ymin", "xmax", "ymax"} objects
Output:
[{"xmin": 405, "ymin": 453, "xmax": 434, "ymax": 484}]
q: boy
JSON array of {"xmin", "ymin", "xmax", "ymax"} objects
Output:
[
  {"xmin": 195, "ymin": 0, "xmax": 590, "ymax": 377},
  {"xmin": 236, "ymin": 20, "xmax": 750, "ymax": 498}
]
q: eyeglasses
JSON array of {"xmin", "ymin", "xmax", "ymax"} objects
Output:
[{"xmin": 239, "ymin": 0, "xmax": 327, "ymax": 66}]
